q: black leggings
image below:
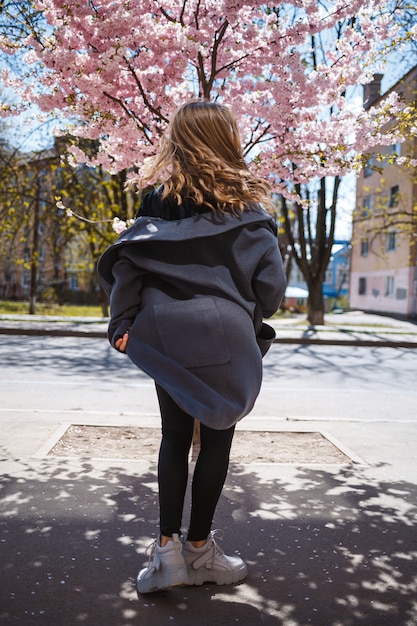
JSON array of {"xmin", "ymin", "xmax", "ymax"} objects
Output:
[{"xmin": 155, "ymin": 384, "xmax": 235, "ymax": 541}]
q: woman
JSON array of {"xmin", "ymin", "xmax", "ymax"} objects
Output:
[{"xmin": 98, "ymin": 100, "xmax": 286, "ymax": 594}]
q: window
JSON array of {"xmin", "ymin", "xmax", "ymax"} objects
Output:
[
  {"xmin": 389, "ymin": 185, "xmax": 399, "ymax": 207},
  {"xmin": 69, "ymin": 275, "xmax": 79, "ymax": 290},
  {"xmin": 386, "ymin": 143, "xmax": 401, "ymax": 159},
  {"xmin": 361, "ymin": 239, "xmax": 369, "ymax": 256},
  {"xmin": 358, "ymin": 277, "xmax": 367, "ymax": 295},
  {"xmin": 22, "ymin": 272, "xmax": 30, "ymax": 288},
  {"xmin": 385, "ymin": 276, "xmax": 394, "ymax": 296},
  {"xmin": 363, "ymin": 196, "xmax": 372, "ymax": 216},
  {"xmin": 364, "ymin": 157, "xmax": 374, "ymax": 177},
  {"xmin": 386, "ymin": 231, "xmax": 397, "ymax": 252}
]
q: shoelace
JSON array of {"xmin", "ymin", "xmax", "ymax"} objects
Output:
[
  {"xmin": 207, "ymin": 529, "xmax": 226, "ymax": 563},
  {"xmin": 144, "ymin": 538, "xmax": 158, "ymax": 567},
  {"xmin": 209, "ymin": 529, "xmax": 225, "ymax": 548},
  {"xmin": 144, "ymin": 534, "xmax": 184, "ymax": 568}
]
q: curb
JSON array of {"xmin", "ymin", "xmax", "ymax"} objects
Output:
[
  {"xmin": 273, "ymin": 336, "xmax": 417, "ymax": 348},
  {"xmin": 1, "ymin": 325, "xmax": 417, "ymax": 348},
  {"xmin": 0, "ymin": 327, "xmax": 107, "ymax": 339}
]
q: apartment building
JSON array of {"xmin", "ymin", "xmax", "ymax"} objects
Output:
[{"xmin": 350, "ymin": 67, "xmax": 417, "ymax": 318}]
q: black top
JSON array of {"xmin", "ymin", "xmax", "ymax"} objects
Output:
[{"xmin": 137, "ymin": 188, "xmax": 213, "ymax": 221}]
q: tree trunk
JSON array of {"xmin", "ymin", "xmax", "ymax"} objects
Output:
[
  {"xmin": 280, "ymin": 175, "xmax": 340, "ymax": 327},
  {"xmin": 99, "ymin": 284, "xmax": 109, "ymax": 317},
  {"xmin": 307, "ymin": 278, "xmax": 325, "ymax": 326},
  {"xmin": 29, "ymin": 180, "xmax": 40, "ymax": 315}
]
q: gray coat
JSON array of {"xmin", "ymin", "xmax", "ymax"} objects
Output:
[{"xmin": 97, "ymin": 203, "xmax": 286, "ymax": 429}]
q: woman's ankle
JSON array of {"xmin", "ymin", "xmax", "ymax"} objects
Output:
[
  {"xmin": 189, "ymin": 539, "xmax": 207, "ymax": 548},
  {"xmin": 160, "ymin": 534, "xmax": 172, "ymax": 547}
]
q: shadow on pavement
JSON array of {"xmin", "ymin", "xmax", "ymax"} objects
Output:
[
  {"xmin": 4, "ymin": 335, "xmax": 416, "ymax": 388},
  {"xmin": 1, "ymin": 455, "xmax": 416, "ymax": 625}
]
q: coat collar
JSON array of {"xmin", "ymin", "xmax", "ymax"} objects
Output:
[
  {"xmin": 97, "ymin": 206, "xmax": 276, "ymax": 292},
  {"xmin": 116, "ymin": 205, "xmax": 274, "ymax": 244}
]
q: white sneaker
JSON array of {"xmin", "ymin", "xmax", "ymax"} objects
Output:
[
  {"xmin": 136, "ymin": 534, "xmax": 189, "ymax": 594},
  {"xmin": 183, "ymin": 530, "xmax": 247, "ymax": 586}
]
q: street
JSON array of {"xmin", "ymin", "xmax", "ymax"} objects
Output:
[{"xmin": 2, "ymin": 334, "xmax": 416, "ymax": 421}]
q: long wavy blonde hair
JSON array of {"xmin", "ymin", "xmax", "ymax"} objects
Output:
[{"xmin": 133, "ymin": 100, "xmax": 273, "ymax": 214}]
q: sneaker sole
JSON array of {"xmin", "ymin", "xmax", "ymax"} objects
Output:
[
  {"xmin": 136, "ymin": 565, "xmax": 189, "ymax": 595},
  {"xmin": 187, "ymin": 563, "xmax": 247, "ymax": 586}
]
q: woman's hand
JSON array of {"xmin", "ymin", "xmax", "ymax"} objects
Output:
[{"xmin": 115, "ymin": 331, "xmax": 129, "ymax": 353}]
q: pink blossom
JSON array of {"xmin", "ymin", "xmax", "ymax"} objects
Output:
[
  {"xmin": 112, "ymin": 217, "xmax": 135, "ymax": 234},
  {"xmin": 0, "ymin": 0, "xmax": 413, "ymax": 190}
]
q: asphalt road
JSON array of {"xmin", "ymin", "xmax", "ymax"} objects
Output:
[{"xmin": 2, "ymin": 335, "xmax": 417, "ymax": 424}]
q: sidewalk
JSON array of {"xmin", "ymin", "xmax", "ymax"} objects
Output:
[
  {"xmin": 269, "ymin": 310, "xmax": 417, "ymax": 347},
  {"xmin": 1, "ymin": 310, "xmax": 417, "ymax": 625}
]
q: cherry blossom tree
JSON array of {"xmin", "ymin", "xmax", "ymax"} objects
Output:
[{"xmin": 1, "ymin": 0, "xmax": 416, "ymax": 322}]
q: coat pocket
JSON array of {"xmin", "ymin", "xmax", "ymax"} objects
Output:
[{"xmin": 154, "ymin": 298, "xmax": 231, "ymax": 368}]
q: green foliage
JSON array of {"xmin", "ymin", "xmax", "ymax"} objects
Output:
[
  {"xmin": 0, "ymin": 300, "xmax": 104, "ymax": 317},
  {"xmin": 0, "ymin": 135, "xmax": 140, "ymax": 314}
]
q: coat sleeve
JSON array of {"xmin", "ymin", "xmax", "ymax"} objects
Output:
[
  {"xmin": 107, "ymin": 252, "xmax": 144, "ymax": 348},
  {"xmin": 252, "ymin": 237, "xmax": 287, "ymax": 319}
]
